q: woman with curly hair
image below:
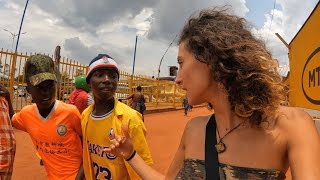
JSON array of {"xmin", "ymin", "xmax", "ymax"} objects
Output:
[{"xmin": 105, "ymin": 7, "xmax": 320, "ymax": 179}]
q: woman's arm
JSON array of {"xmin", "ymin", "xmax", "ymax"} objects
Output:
[
  {"xmin": 126, "ymin": 152, "xmax": 164, "ymax": 180},
  {"xmin": 284, "ymin": 108, "xmax": 320, "ymax": 179}
]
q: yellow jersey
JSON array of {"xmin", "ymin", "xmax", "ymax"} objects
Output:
[{"xmin": 82, "ymin": 98, "xmax": 153, "ymax": 180}]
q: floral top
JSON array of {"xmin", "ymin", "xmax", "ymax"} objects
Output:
[{"xmin": 176, "ymin": 159, "xmax": 286, "ymax": 180}]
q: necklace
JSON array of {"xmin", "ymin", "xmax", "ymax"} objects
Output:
[{"xmin": 215, "ymin": 122, "xmax": 243, "ymax": 153}]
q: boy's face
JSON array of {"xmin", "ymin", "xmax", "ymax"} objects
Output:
[
  {"xmin": 26, "ymin": 80, "xmax": 56, "ymax": 110},
  {"xmin": 89, "ymin": 69, "xmax": 118, "ymax": 101}
]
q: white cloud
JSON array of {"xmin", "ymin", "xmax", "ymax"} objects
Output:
[{"xmin": 251, "ymin": 0, "xmax": 319, "ymax": 74}]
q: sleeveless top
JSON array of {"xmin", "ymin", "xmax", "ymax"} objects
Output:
[{"xmin": 175, "ymin": 159, "xmax": 286, "ymax": 180}]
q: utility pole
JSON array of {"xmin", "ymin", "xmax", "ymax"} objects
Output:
[
  {"xmin": 157, "ymin": 35, "xmax": 177, "ymax": 80},
  {"xmin": 15, "ymin": 0, "xmax": 30, "ymax": 53},
  {"xmin": 155, "ymin": 34, "xmax": 177, "ymax": 107},
  {"xmin": 9, "ymin": 0, "xmax": 30, "ymax": 100},
  {"xmin": 129, "ymin": 35, "xmax": 138, "ymax": 97},
  {"xmin": 132, "ymin": 35, "xmax": 138, "ymax": 75}
]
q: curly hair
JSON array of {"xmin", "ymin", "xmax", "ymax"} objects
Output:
[{"xmin": 178, "ymin": 7, "xmax": 287, "ymax": 126}]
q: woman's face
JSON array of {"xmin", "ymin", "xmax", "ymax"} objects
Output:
[{"xmin": 175, "ymin": 42, "xmax": 215, "ymax": 105}]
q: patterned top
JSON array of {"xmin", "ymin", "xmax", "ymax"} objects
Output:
[
  {"xmin": 0, "ymin": 97, "xmax": 16, "ymax": 179},
  {"xmin": 176, "ymin": 159, "xmax": 286, "ymax": 180}
]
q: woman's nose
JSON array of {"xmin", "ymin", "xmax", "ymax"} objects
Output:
[{"xmin": 175, "ymin": 70, "xmax": 182, "ymax": 85}]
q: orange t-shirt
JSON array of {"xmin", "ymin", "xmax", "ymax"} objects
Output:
[{"xmin": 12, "ymin": 100, "xmax": 82, "ymax": 180}]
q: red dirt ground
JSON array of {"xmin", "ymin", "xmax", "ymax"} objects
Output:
[{"xmin": 12, "ymin": 107, "xmax": 292, "ymax": 179}]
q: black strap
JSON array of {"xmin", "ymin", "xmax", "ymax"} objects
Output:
[{"xmin": 205, "ymin": 114, "xmax": 220, "ymax": 180}]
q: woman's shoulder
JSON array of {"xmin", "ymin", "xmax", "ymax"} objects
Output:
[
  {"xmin": 185, "ymin": 115, "xmax": 212, "ymax": 131},
  {"xmin": 276, "ymin": 106, "xmax": 313, "ymax": 125},
  {"xmin": 275, "ymin": 106, "xmax": 315, "ymax": 135}
]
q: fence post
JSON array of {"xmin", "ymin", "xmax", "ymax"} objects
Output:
[
  {"xmin": 54, "ymin": 46, "xmax": 61, "ymax": 100},
  {"xmin": 129, "ymin": 75, "xmax": 133, "ymax": 105},
  {"xmin": 155, "ymin": 79, "xmax": 160, "ymax": 108},
  {"xmin": 85, "ymin": 66, "xmax": 89, "ymax": 75},
  {"xmin": 9, "ymin": 53, "xmax": 17, "ymax": 100}
]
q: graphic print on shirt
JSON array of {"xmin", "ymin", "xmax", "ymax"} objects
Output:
[
  {"xmin": 88, "ymin": 140, "xmax": 117, "ymax": 179},
  {"xmin": 56, "ymin": 124, "xmax": 67, "ymax": 136}
]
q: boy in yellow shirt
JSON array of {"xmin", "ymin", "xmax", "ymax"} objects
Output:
[{"xmin": 82, "ymin": 54, "xmax": 153, "ymax": 180}]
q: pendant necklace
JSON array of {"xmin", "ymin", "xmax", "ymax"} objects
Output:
[{"xmin": 215, "ymin": 122, "xmax": 243, "ymax": 153}]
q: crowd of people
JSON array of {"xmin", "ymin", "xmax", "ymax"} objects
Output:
[{"xmin": 0, "ymin": 6, "xmax": 319, "ymax": 180}]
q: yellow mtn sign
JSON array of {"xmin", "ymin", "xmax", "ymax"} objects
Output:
[{"xmin": 289, "ymin": 1, "xmax": 320, "ymax": 110}]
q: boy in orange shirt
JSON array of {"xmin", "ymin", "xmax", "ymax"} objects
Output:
[{"xmin": 3, "ymin": 54, "xmax": 84, "ymax": 180}]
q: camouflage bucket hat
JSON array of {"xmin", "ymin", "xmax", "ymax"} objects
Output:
[{"xmin": 25, "ymin": 54, "xmax": 57, "ymax": 86}]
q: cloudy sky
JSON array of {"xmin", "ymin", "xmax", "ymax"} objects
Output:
[{"xmin": 0, "ymin": 0, "xmax": 319, "ymax": 77}]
